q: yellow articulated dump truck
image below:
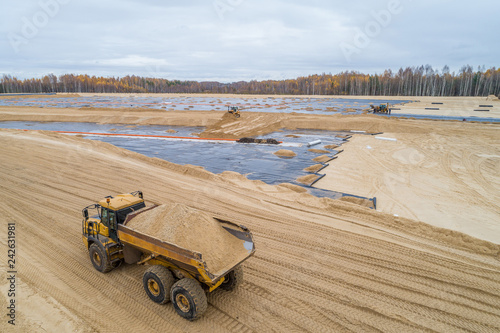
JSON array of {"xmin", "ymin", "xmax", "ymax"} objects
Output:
[{"xmin": 81, "ymin": 191, "xmax": 255, "ymax": 320}]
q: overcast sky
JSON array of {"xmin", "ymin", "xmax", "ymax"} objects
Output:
[{"xmin": 1, "ymin": 0, "xmax": 498, "ymax": 82}]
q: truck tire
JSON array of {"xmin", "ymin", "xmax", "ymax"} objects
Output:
[
  {"xmin": 143, "ymin": 265, "xmax": 175, "ymax": 304},
  {"xmin": 170, "ymin": 278, "xmax": 207, "ymax": 321},
  {"xmin": 220, "ymin": 266, "xmax": 243, "ymax": 291},
  {"xmin": 89, "ymin": 243, "xmax": 113, "ymax": 273}
]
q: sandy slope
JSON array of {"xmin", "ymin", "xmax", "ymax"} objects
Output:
[
  {"xmin": 314, "ymin": 133, "xmax": 500, "ymax": 243},
  {"xmin": 0, "ymin": 105, "xmax": 224, "ymax": 127},
  {"xmin": 0, "ymin": 129, "xmax": 499, "ymax": 332}
]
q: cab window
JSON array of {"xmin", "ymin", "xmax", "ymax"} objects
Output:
[
  {"xmin": 101, "ymin": 208, "xmax": 108, "ymax": 227},
  {"xmin": 109, "ymin": 211, "xmax": 116, "ymax": 227},
  {"xmin": 101, "ymin": 208, "xmax": 115, "ymax": 228}
]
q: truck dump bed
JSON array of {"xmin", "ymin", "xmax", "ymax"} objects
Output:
[{"xmin": 118, "ymin": 205, "xmax": 255, "ymax": 285}]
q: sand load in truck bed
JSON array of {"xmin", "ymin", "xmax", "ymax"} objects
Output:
[{"xmin": 126, "ymin": 203, "xmax": 249, "ymax": 273}]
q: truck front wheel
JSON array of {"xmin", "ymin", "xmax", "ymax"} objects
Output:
[
  {"xmin": 170, "ymin": 278, "xmax": 207, "ymax": 321},
  {"xmin": 143, "ymin": 265, "xmax": 175, "ymax": 304},
  {"xmin": 89, "ymin": 243, "xmax": 113, "ymax": 273}
]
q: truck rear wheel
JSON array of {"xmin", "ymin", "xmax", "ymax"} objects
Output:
[
  {"xmin": 89, "ymin": 243, "xmax": 113, "ymax": 273},
  {"xmin": 220, "ymin": 266, "xmax": 243, "ymax": 291},
  {"xmin": 170, "ymin": 278, "xmax": 207, "ymax": 321},
  {"xmin": 143, "ymin": 265, "xmax": 175, "ymax": 304}
]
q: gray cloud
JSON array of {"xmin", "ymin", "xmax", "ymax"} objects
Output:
[{"xmin": 1, "ymin": 0, "xmax": 498, "ymax": 81}]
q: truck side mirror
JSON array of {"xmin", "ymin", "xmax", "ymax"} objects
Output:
[{"xmin": 83, "ymin": 209, "xmax": 89, "ymax": 220}]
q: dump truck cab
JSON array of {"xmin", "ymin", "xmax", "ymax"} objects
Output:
[
  {"xmin": 82, "ymin": 191, "xmax": 145, "ymax": 272},
  {"xmin": 98, "ymin": 191, "xmax": 146, "ymax": 241},
  {"xmin": 83, "ymin": 191, "xmax": 145, "ymax": 239}
]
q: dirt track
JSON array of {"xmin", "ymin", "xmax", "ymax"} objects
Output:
[{"xmin": 1, "ymin": 129, "xmax": 499, "ymax": 332}]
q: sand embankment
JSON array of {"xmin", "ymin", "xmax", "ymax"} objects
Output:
[
  {"xmin": 304, "ymin": 164, "xmax": 324, "ymax": 173},
  {"xmin": 0, "ymin": 105, "xmax": 224, "ymax": 128},
  {"xmin": 308, "ymin": 148, "xmax": 331, "ymax": 154},
  {"xmin": 296, "ymin": 174, "xmax": 320, "ymax": 184}
]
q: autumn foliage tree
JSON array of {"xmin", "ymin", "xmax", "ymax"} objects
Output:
[{"xmin": 1, "ymin": 66, "xmax": 499, "ymax": 97}]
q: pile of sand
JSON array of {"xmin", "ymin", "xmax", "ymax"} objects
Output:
[
  {"xmin": 487, "ymin": 95, "xmax": 499, "ymax": 101},
  {"xmin": 308, "ymin": 149, "xmax": 331, "ymax": 154},
  {"xmin": 324, "ymin": 144, "xmax": 339, "ymax": 149},
  {"xmin": 303, "ymin": 164, "xmax": 324, "ymax": 173},
  {"xmin": 126, "ymin": 203, "xmax": 249, "ymax": 273},
  {"xmin": 274, "ymin": 149, "xmax": 297, "ymax": 157},
  {"xmin": 278, "ymin": 183, "xmax": 307, "ymax": 193},
  {"xmin": 165, "ymin": 129, "xmax": 177, "ymax": 134},
  {"xmin": 339, "ymin": 196, "xmax": 374, "ymax": 209},
  {"xmin": 296, "ymin": 174, "xmax": 319, "ymax": 185},
  {"xmin": 285, "ymin": 134, "xmax": 301, "ymax": 138},
  {"xmin": 313, "ymin": 155, "xmax": 332, "ymax": 163}
]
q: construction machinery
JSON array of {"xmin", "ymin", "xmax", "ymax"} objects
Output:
[
  {"xmin": 227, "ymin": 105, "xmax": 241, "ymax": 118},
  {"xmin": 81, "ymin": 191, "xmax": 255, "ymax": 320},
  {"xmin": 370, "ymin": 103, "xmax": 390, "ymax": 114}
]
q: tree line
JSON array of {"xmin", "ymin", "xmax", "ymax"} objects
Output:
[{"xmin": 1, "ymin": 65, "xmax": 499, "ymax": 97}]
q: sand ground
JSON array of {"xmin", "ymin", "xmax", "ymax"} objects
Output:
[
  {"xmin": 0, "ymin": 95, "xmax": 499, "ymax": 332},
  {"xmin": 0, "ymin": 129, "xmax": 499, "ymax": 332},
  {"xmin": 390, "ymin": 96, "xmax": 500, "ymax": 119},
  {"xmin": 314, "ymin": 133, "xmax": 500, "ymax": 243}
]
